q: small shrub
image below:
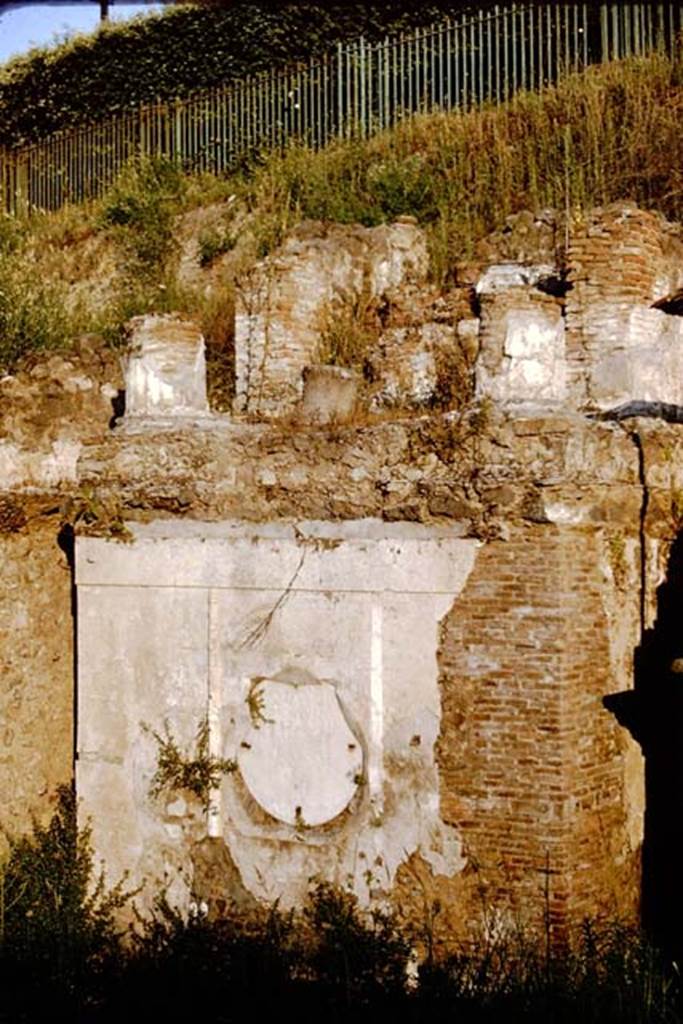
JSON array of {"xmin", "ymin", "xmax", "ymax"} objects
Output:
[
  {"xmin": 197, "ymin": 227, "xmax": 236, "ymax": 268},
  {"xmin": 100, "ymin": 156, "xmax": 186, "ymax": 276},
  {"xmin": 316, "ymin": 291, "xmax": 382, "ymax": 370},
  {"xmin": 0, "ymin": 785, "xmax": 130, "ymax": 1018},
  {"xmin": 0, "ymin": 256, "xmax": 71, "ymax": 372},
  {"xmin": 145, "ymin": 718, "xmax": 237, "ymax": 810},
  {"xmin": 366, "ymin": 154, "xmax": 440, "ymax": 223},
  {"xmin": 302, "ymin": 880, "xmax": 411, "ymax": 1010}
]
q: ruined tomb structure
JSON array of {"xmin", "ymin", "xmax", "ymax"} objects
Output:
[{"xmin": 4, "ymin": 204, "xmax": 683, "ymax": 950}]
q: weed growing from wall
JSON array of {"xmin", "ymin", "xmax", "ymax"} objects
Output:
[
  {"xmin": 144, "ymin": 719, "xmax": 237, "ymax": 811},
  {"xmin": 316, "ymin": 289, "xmax": 382, "ymax": 370}
]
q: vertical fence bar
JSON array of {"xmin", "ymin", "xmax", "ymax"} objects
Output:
[
  {"xmin": 346, "ymin": 42, "xmax": 353, "ymax": 136},
  {"xmin": 477, "ymin": 9, "xmax": 483, "ymax": 103},
  {"xmin": 359, "ymin": 37, "xmax": 366, "ymax": 135},
  {"xmin": 469, "ymin": 13, "xmax": 475, "ymax": 106},
  {"xmin": 511, "ymin": 3, "xmax": 518, "ymax": 96},
  {"xmin": 407, "ymin": 29, "xmax": 414, "ymax": 115},
  {"xmin": 493, "ymin": 6, "xmax": 500, "ymax": 102},
  {"xmin": 503, "ymin": 5, "xmax": 509, "ymax": 100}
]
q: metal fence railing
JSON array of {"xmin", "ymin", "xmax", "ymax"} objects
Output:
[{"xmin": 1, "ymin": 2, "xmax": 681, "ymax": 215}]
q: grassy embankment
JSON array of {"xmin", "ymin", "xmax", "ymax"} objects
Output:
[{"xmin": 0, "ymin": 48, "xmax": 681, "ymax": 392}]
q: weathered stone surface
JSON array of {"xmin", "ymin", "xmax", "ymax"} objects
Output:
[
  {"xmin": 474, "ymin": 209, "xmax": 562, "ymax": 269},
  {"xmin": 0, "ymin": 340, "xmax": 121, "ymax": 494},
  {"xmin": 475, "ymin": 262, "xmax": 558, "ymax": 295},
  {"xmin": 237, "ymin": 680, "xmax": 363, "ymax": 827},
  {"xmin": 586, "ymin": 306, "xmax": 683, "ymax": 409},
  {"xmin": 476, "ymin": 306, "xmax": 566, "ymax": 408},
  {"xmin": 368, "ymin": 321, "xmax": 458, "ymax": 410},
  {"xmin": 190, "ymin": 836, "xmax": 257, "ymax": 916},
  {"xmin": 0, "ymin": 527, "xmax": 73, "ymax": 834},
  {"xmin": 123, "ymin": 314, "xmax": 210, "ymax": 422},
  {"xmin": 566, "ymin": 202, "xmax": 683, "ymax": 407},
  {"xmin": 234, "ymin": 220, "xmax": 429, "ymax": 417},
  {"xmin": 76, "ymin": 520, "xmax": 475, "ymax": 909},
  {"xmin": 299, "ymin": 365, "xmax": 359, "ymax": 424}
]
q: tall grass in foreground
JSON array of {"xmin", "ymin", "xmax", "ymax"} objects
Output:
[{"xmin": 0, "ymin": 790, "xmax": 680, "ymax": 1023}]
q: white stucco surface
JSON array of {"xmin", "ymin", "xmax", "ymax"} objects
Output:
[
  {"xmin": 476, "ymin": 308, "xmax": 566, "ymax": 407},
  {"xmin": 237, "ymin": 680, "xmax": 363, "ymax": 827},
  {"xmin": 586, "ymin": 304, "xmax": 683, "ymax": 409},
  {"xmin": 123, "ymin": 314, "xmax": 209, "ymax": 419},
  {"xmin": 76, "ymin": 520, "xmax": 478, "ymax": 910}
]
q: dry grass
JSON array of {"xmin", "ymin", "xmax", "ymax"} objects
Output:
[
  {"xmin": 233, "ymin": 50, "xmax": 683, "ymax": 281},
  {"xmin": 1, "ymin": 50, "xmax": 682, "ymax": 374}
]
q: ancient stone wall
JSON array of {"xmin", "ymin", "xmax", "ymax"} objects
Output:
[
  {"xmin": 4, "ymin": 204, "xmax": 683, "ymax": 942},
  {"xmin": 233, "ymin": 219, "xmax": 429, "ymax": 417},
  {"xmin": 0, "ymin": 344, "xmax": 121, "ymax": 833},
  {"xmin": 565, "ymin": 203, "xmax": 683, "ymax": 409},
  {"xmin": 0, "ymin": 524, "xmax": 74, "ymax": 833}
]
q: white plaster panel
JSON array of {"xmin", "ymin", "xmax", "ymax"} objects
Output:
[
  {"xmin": 476, "ymin": 308, "xmax": 566, "ymax": 408},
  {"xmin": 77, "ymin": 586, "xmax": 209, "ymax": 899},
  {"xmin": 76, "ymin": 521, "xmax": 478, "ymax": 911},
  {"xmin": 586, "ymin": 305, "xmax": 683, "ymax": 410},
  {"xmin": 0, "ymin": 439, "xmax": 82, "ymax": 490},
  {"xmin": 124, "ymin": 316, "xmax": 209, "ymax": 418},
  {"xmin": 237, "ymin": 681, "xmax": 363, "ymax": 827},
  {"xmin": 76, "ymin": 520, "xmax": 477, "ymax": 593}
]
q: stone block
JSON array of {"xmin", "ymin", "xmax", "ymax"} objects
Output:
[
  {"xmin": 587, "ymin": 305, "xmax": 683, "ymax": 410},
  {"xmin": 299, "ymin": 365, "xmax": 359, "ymax": 424},
  {"xmin": 124, "ymin": 314, "xmax": 209, "ymax": 420},
  {"xmin": 475, "ymin": 262, "xmax": 557, "ymax": 295},
  {"xmin": 476, "ymin": 308, "xmax": 566, "ymax": 408}
]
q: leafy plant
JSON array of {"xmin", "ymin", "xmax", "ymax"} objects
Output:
[
  {"xmin": 0, "ymin": 254, "xmax": 71, "ymax": 372},
  {"xmin": 100, "ymin": 156, "xmax": 186, "ymax": 277},
  {"xmin": 61, "ymin": 486, "xmax": 132, "ymax": 542},
  {"xmin": 245, "ymin": 681, "xmax": 274, "ymax": 729},
  {"xmin": 145, "ymin": 718, "xmax": 237, "ymax": 810},
  {"xmin": 0, "ymin": 785, "xmax": 131, "ymax": 1018},
  {"xmin": 302, "ymin": 880, "xmax": 411, "ymax": 1009},
  {"xmin": 198, "ymin": 227, "xmax": 236, "ymax": 268}
]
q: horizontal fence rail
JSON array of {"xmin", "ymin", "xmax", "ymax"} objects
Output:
[{"xmin": 1, "ymin": 1, "xmax": 682, "ymax": 215}]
